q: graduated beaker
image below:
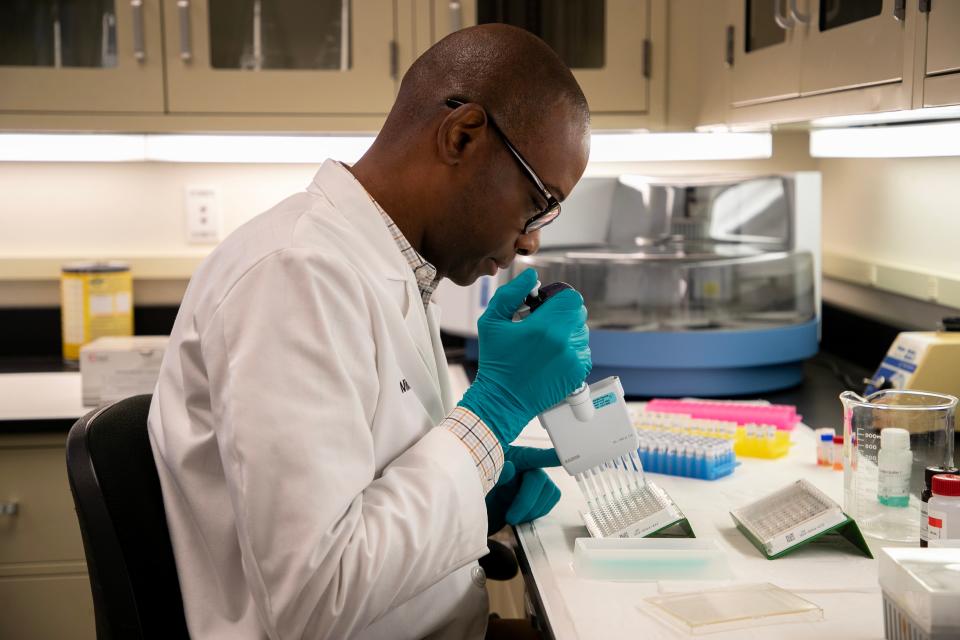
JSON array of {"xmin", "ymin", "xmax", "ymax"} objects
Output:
[{"xmin": 840, "ymin": 389, "xmax": 956, "ymax": 542}]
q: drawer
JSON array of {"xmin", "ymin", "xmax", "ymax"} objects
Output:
[
  {"xmin": 0, "ymin": 444, "xmax": 86, "ymax": 565},
  {"xmin": 0, "ymin": 572, "xmax": 95, "ymax": 640}
]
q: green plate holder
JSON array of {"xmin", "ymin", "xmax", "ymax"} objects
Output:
[{"xmin": 734, "ymin": 513, "xmax": 872, "ymax": 560}]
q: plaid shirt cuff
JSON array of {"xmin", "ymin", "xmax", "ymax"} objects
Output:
[{"xmin": 442, "ymin": 407, "xmax": 504, "ymax": 493}]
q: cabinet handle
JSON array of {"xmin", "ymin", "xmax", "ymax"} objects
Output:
[
  {"xmin": 449, "ymin": 1, "xmax": 463, "ymax": 33},
  {"xmin": 177, "ymin": 0, "xmax": 192, "ymax": 61},
  {"xmin": 724, "ymin": 25, "xmax": 735, "ymax": 68},
  {"xmin": 340, "ymin": 0, "xmax": 350, "ymax": 71},
  {"xmin": 893, "ymin": 0, "xmax": 906, "ymax": 22},
  {"xmin": 0, "ymin": 502, "xmax": 18, "ymax": 516},
  {"xmin": 131, "ymin": 0, "xmax": 145, "ymax": 61},
  {"xmin": 789, "ymin": 0, "xmax": 811, "ymax": 25},
  {"xmin": 774, "ymin": 0, "xmax": 796, "ymax": 29}
]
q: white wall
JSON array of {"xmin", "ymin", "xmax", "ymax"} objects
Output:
[
  {"xmin": 0, "ymin": 163, "xmax": 316, "ymax": 258},
  {"xmin": 3, "ymin": 131, "xmax": 959, "ymax": 316},
  {"xmin": 820, "ymin": 156, "xmax": 960, "ymax": 275},
  {"xmin": 0, "ymin": 132, "xmax": 817, "ymax": 307}
]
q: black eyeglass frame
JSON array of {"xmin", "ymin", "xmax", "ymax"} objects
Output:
[{"xmin": 446, "ymin": 98, "xmax": 561, "ymax": 234}]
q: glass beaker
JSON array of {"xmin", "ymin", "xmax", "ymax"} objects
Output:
[{"xmin": 840, "ymin": 390, "xmax": 957, "ymax": 542}]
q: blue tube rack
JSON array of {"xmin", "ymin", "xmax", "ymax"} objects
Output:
[{"xmin": 636, "ymin": 437, "xmax": 738, "ymax": 481}]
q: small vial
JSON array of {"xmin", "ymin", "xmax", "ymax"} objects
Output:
[
  {"xmin": 818, "ymin": 430, "xmax": 834, "ymax": 466},
  {"xmin": 832, "ymin": 435, "xmax": 844, "ymax": 471}
]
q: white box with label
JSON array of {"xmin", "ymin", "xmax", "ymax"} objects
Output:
[{"xmin": 80, "ymin": 336, "xmax": 169, "ymax": 406}]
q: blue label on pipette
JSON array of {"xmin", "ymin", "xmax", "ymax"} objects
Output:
[{"xmin": 592, "ymin": 393, "xmax": 616, "ymax": 409}]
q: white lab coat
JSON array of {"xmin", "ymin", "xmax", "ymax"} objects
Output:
[{"xmin": 148, "ymin": 160, "xmax": 491, "ymax": 639}]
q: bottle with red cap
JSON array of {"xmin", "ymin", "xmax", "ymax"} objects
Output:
[
  {"xmin": 926, "ymin": 474, "xmax": 960, "ymax": 542},
  {"xmin": 831, "ymin": 435, "xmax": 844, "ymax": 471}
]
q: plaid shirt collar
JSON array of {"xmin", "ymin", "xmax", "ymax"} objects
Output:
[
  {"xmin": 375, "ymin": 204, "xmax": 441, "ymax": 309},
  {"xmin": 339, "ymin": 163, "xmax": 440, "ymax": 308}
]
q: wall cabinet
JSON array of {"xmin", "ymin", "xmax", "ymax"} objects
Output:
[
  {"xmin": 426, "ymin": 0, "xmax": 658, "ymax": 121},
  {"xmin": 0, "ymin": 0, "xmax": 666, "ymax": 131},
  {"xmin": 0, "ymin": 0, "xmax": 165, "ymax": 113},
  {"xmin": 162, "ymin": 0, "xmax": 397, "ymax": 115},
  {"xmin": 720, "ymin": 0, "xmax": 920, "ymax": 126},
  {"xmin": 918, "ymin": 0, "xmax": 960, "ymax": 107}
]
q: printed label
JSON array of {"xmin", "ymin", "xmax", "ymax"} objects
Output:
[
  {"xmin": 928, "ymin": 509, "xmax": 948, "ymax": 540},
  {"xmin": 592, "ymin": 393, "xmax": 616, "ymax": 409},
  {"xmin": 921, "ymin": 502, "xmax": 929, "ymax": 541}
]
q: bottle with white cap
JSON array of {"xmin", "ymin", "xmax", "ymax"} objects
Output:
[{"xmin": 878, "ymin": 427, "xmax": 913, "ymax": 508}]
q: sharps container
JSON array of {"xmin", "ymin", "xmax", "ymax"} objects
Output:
[
  {"xmin": 60, "ymin": 261, "xmax": 133, "ymax": 362},
  {"xmin": 840, "ymin": 390, "xmax": 957, "ymax": 542}
]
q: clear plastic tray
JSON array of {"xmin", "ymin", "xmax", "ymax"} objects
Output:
[
  {"xmin": 573, "ymin": 538, "xmax": 732, "ymax": 581},
  {"xmin": 642, "ymin": 582, "xmax": 823, "ymax": 635}
]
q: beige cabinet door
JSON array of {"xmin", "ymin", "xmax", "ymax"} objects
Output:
[
  {"xmin": 429, "ymin": 0, "xmax": 649, "ymax": 114},
  {"xmin": 163, "ymin": 0, "xmax": 398, "ymax": 114},
  {"xmin": 921, "ymin": 0, "xmax": 960, "ymax": 107},
  {"xmin": 0, "ymin": 0, "xmax": 164, "ymax": 112},
  {"xmin": 729, "ymin": 0, "xmax": 803, "ymax": 106},
  {"xmin": 799, "ymin": 0, "xmax": 909, "ymax": 95},
  {"xmin": 925, "ymin": 0, "xmax": 960, "ymax": 76}
]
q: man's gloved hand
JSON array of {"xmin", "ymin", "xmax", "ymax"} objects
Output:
[
  {"xmin": 458, "ymin": 268, "xmax": 592, "ymax": 447},
  {"xmin": 486, "ymin": 446, "xmax": 563, "ymax": 535}
]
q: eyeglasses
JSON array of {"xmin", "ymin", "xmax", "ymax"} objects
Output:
[{"xmin": 446, "ymin": 98, "xmax": 561, "ymax": 234}]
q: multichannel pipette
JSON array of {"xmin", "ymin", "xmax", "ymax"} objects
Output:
[{"xmin": 520, "ymin": 282, "xmax": 690, "ymax": 538}]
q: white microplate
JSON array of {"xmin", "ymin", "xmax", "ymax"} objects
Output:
[
  {"xmin": 730, "ymin": 479, "xmax": 846, "ymax": 555},
  {"xmin": 643, "ymin": 582, "xmax": 823, "ymax": 635},
  {"xmin": 573, "ymin": 538, "xmax": 732, "ymax": 581}
]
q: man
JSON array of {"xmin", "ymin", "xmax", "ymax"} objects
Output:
[{"xmin": 148, "ymin": 24, "xmax": 591, "ymax": 639}]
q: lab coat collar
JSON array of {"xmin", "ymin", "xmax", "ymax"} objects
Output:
[
  {"xmin": 308, "ymin": 159, "xmax": 448, "ymax": 421},
  {"xmin": 306, "ymin": 159, "xmax": 411, "ymax": 283}
]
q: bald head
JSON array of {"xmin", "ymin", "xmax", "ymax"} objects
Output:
[
  {"xmin": 386, "ymin": 24, "xmax": 589, "ymax": 150},
  {"xmin": 349, "ymin": 24, "xmax": 591, "ymax": 286}
]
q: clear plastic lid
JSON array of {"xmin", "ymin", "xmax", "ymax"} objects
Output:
[
  {"xmin": 642, "ymin": 582, "xmax": 823, "ymax": 635},
  {"xmin": 514, "ymin": 250, "xmax": 815, "ymax": 332}
]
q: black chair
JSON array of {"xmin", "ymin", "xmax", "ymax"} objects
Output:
[
  {"xmin": 66, "ymin": 394, "xmax": 516, "ymax": 639},
  {"xmin": 66, "ymin": 394, "xmax": 190, "ymax": 640}
]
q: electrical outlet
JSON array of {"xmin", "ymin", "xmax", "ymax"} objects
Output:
[{"xmin": 185, "ymin": 186, "xmax": 221, "ymax": 244}]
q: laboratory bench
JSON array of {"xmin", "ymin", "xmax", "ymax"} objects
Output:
[
  {"xmin": 510, "ymin": 418, "xmax": 902, "ymax": 640},
  {"xmin": 0, "ymin": 352, "xmax": 871, "ymax": 640}
]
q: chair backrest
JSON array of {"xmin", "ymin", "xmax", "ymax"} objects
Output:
[{"xmin": 66, "ymin": 394, "xmax": 190, "ymax": 639}]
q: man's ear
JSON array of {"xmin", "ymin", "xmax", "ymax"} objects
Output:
[{"xmin": 436, "ymin": 103, "xmax": 489, "ymax": 166}]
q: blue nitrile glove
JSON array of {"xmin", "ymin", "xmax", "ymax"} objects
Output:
[
  {"xmin": 458, "ymin": 268, "xmax": 591, "ymax": 446},
  {"xmin": 486, "ymin": 446, "xmax": 563, "ymax": 535}
]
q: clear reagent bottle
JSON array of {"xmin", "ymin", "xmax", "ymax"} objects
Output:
[
  {"xmin": 878, "ymin": 427, "xmax": 912, "ymax": 508},
  {"xmin": 927, "ymin": 474, "xmax": 960, "ymax": 542}
]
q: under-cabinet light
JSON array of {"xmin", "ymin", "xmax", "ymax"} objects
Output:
[
  {"xmin": 589, "ymin": 132, "xmax": 772, "ymax": 162},
  {"xmin": 0, "ymin": 134, "xmax": 147, "ymax": 162},
  {"xmin": 810, "ymin": 105, "xmax": 960, "ymax": 128},
  {"xmin": 810, "ymin": 121, "xmax": 960, "ymax": 158},
  {"xmin": 0, "ymin": 131, "xmax": 773, "ymax": 163},
  {"xmin": 144, "ymin": 134, "xmax": 375, "ymax": 163}
]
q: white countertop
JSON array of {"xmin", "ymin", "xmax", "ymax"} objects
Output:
[
  {"xmin": 514, "ymin": 414, "xmax": 907, "ymax": 640},
  {"xmin": 0, "ymin": 371, "xmax": 87, "ymax": 421}
]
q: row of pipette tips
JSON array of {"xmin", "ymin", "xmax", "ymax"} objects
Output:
[{"xmin": 574, "ymin": 451, "xmax": 666, "ymax": 535}]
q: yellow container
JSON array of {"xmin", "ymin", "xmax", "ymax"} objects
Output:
[
  {"xmin": 733, "ymin": 427, "xmax": 792, "ymax": 459},
  {"xmin": 60, "ymin": 262, "xmax": 133, "ymax": 362}
]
